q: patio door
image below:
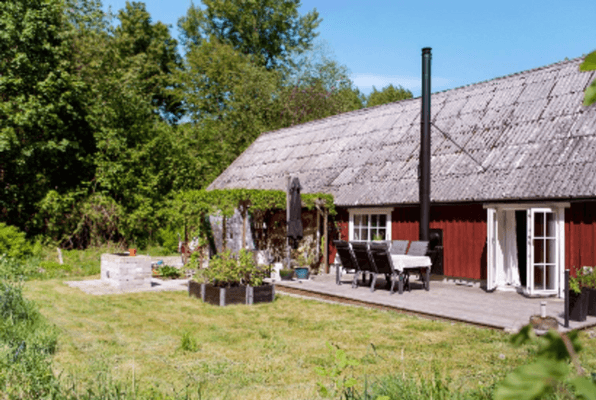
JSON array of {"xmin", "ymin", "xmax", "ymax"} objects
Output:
[
  {"xmin": 526, "ymin": 208, "xmax": 559, "ymax": 296},
  {"xmin": 485, "ymin": 203, "xmax": 567, "ymax": 297}
]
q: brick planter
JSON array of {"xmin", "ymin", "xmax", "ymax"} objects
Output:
[
  {"xmin": 188, "ymin": 281, "xmax": 275, "ymax": 306},
  {"xmin": 101, "ymin": 253, "xmax": 151, "ymax": 290}
]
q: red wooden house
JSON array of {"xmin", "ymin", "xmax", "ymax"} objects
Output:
[{"xmin": 208, "ymin": 57, "xmax": 596, "ymax": 298}]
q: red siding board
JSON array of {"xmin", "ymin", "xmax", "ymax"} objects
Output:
[
  {"xmin": 391, "ymin": 204, "xmax": 486, "ymax": 280},
  {"xmin": 565, "ymin": 202, "xmax": 596, "ymax": 276}
]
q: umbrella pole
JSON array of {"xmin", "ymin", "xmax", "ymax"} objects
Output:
[{"xmin": 286, "ymin": 174, "xmax": 291, "ymax": 269}]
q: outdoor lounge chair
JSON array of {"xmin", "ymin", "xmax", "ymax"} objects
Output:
[
  {"xmin": 333, "ymin": 240, "xmax": 359, "ymax": 286},
  {"xmin": 390, "ymin": 240, "xmax": 409, "ymax": 255},
  {"xmin": 406, "ymin": 240, "xmax": 429, "ymax": 256},
  {"xmin": 369, "ymin": 242, "xmax": 409, "ymax": 294},
  {"xmin": 349, "ymin": 242, "xmax": 379, "ymax": 292},
  {"xmin": 406, "ymin": 240, "xmax": 431, "ymax": 289}
]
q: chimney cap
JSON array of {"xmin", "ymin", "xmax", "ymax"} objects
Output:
[{"xmin": 422, "ymin": 47, "xmax": 432, "ymax": 53}]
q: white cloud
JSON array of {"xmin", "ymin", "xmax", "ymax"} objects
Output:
[{"xmin": 351, "ymin": 73, "xmax": 452, "ymax": 93}]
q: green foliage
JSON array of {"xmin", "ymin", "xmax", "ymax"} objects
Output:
[
  {"xmin": 366, "ymin": 84, "xmax": 413, "ymax": 108},
  {"xmin": 0, "ymin": 224, "xmax": 32, "ymax": 259},
  {"xmin": 156, "ymin": 265, "xmax": 182, "ymax": 279},
  {"xmin": 179, "ymin": 330, "xmax": 200, "ymax": 352},
  {"xmin": 0, "ymin": 0, "xmax": 96, "ymax": 230},
  {"xmin": 316, "ymin": 342, "xmax": 361, "ymax": 398},
  {"xmin": 194, "ymin": 249, "xmax": 266, "ymax": 287},
  {"xmin": 178, "ymin": 0, "xmax": 321, "ymax": 70},
  {"xmin": 570, "ymin": 266, "xmax": 596, "ymax": 293},
  {"xmin": 580, "ymin": 50, "xmax": 596, "ymax": 106},
  {"xmin": 156, "ymin": 226, "xmax": 181, "ymax": 253},
  {"xmin": 495, "ymin": 325, "xmax": 596, "ymax": 400},
  {"xmin": 0, "ymin": 279, "xmax": 59, "ymax": 398},
  {"xmin": 0, "ymin": 256, "xmax": 38, "ymax": 281}
]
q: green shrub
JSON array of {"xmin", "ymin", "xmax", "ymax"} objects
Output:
[
  {"xmin": 156, "ymin": 265, "xmax": 182, "ymax": 279},
  {"xmin": 193, "ymin": 249, "xmax": 267, "ymax": 287},
  {"xmin": 0, "ymin": 279, "xmax": 58, "ymax": 398},
  {"xmin": 0, "ymin": 256, "xmax": 38, "ymax": 281},
  {"xmin": 156, "ymin": 226, "xmax": 181, "ymax": 254},
  {"xmin": 0, "ymin": 223, "xmax": 32, "ymax": 259}
]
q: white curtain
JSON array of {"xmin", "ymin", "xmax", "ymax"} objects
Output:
[{"xmin": 504, "ymin": 210, "xmax": 521, "ymax": 287}]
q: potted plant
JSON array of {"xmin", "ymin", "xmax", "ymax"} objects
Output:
[
  {"xmin": 188, "ymin": 249, "xmax": 274, "ymax": 306},
  {"xmin": 279, "ymin": 268, "xmax": 295, "ymax": 281},
  {"xmin": 576, "ymin": 266, "xmax": 596, "ymax": 317},
  {"xmin": 569, "ymin": 267, "xmax": 591, "ymax": 321},
  {"xmin": 292, "ymin": 247, "xmax": 314, "ymax": 280}
]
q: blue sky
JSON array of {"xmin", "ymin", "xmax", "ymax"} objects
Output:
[{"xmin": 102, "ymin": 0, "xmax": 596, "ymax": 97}]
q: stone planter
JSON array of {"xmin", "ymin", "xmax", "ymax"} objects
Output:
[
  {"xmin": 188, "ymin": 281, "xmax": 275, "ymax": 306},
  {"xmin": 568, "ymin": 287, "xmax": 589, "ymax": 322}
]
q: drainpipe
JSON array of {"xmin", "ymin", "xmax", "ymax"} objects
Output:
[{"xmin": 420, "ymin": 47, "xmax": 432, "ymax": 241}]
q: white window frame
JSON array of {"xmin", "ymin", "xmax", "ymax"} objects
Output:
[{"xmin": 348, "ymin": 208, "xmax": 393, "ymax": 242}]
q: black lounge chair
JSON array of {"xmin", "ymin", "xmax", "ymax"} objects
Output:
[
  {"xmin": 350, "ymin": 242, "xmax": 379, "ymax": 292},
  {"xmin": 390, "ymin": 240, "xmax": 409, "ymax": 255},
  {"xmin": 369, "ymin": 242, "xmax": 410, "ymax": 294},
  {"xmin": 333, "ymin": 240, "xmax": 359, "ymax": 286}
]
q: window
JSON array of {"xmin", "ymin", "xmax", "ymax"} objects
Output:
[{"xmin": 349, "ymin": 208, "xmax": 393, "ymax": 242}]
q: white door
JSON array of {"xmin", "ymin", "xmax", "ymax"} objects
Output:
[
  {"xmin": 486, "ymin": 208, "xmax": 497, "ymax": 291},
  {"xmin": 527, "ymin": 208, "xmax": 559, "ymax": 296}
]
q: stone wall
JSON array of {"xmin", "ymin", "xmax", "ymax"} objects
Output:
[{"xmin": 101, "ymin": 254, "xmax": 152, "ymax": 290}]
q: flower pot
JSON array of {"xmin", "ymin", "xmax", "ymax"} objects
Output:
[
  {"xmin": 568, "ymin": 287, "xmax": 589, "ymax": 322},
  {"xmin": 279, "ymin": 270, "xmax": 294, "ymax": 281},
  {"xmin": 295, "ymin": 267, "xmax": 309, "ymax": 280},
  {"xmin": 586, "ymin": 287, "xmax": 596, "ymax": 317}
]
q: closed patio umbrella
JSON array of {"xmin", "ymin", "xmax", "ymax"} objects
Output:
[{"xmin": 287, "ymin": 177, "xmax": 303, "ymax": 249}]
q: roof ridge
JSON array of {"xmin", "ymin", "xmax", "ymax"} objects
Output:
[{"xmin": 259, "ymin": 56, "xmax": 588, "ymax": 139}]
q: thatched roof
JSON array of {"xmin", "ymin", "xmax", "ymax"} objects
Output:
[{"xmin": 208, "ymin": 57, "xmax": 596, "ymax": 207}]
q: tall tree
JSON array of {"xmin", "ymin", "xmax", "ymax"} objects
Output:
[
  {"xmin": 366, "ymin": 84, "xmax": 413, "ymax": 108},
  {"xmin": 275, "ymin": 41, "xmax": 364, "ymax": 127},
  {"xmin": 0, "ymin": 0, "xmax": 94, "ymax": 229},
  {"xmin": 176, "ymin": 39, "xmax": 280, "ymax": 185},
  {"xmin": 178, "ymin": 0, "xmax": 321, "ymax": 70}
]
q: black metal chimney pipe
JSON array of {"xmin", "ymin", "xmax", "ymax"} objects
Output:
[{"xmin": 420, "ymin": 47, "xmax": 432, "ymax": 241}]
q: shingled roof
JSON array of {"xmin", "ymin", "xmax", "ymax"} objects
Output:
[{"xmin": 208, "ymin": 57, "xmax": 596, "ymax": 207}]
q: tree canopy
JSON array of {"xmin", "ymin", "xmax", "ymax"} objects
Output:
[
  {"xmin": 366, "ymin": 84, "xmax": 413, "ymax": 108},
  {"xmin": 0, "ymin": 0, "xmax": 409, "ymax": 247},
  {"xmin": 178, "ymin": 0, "xmax": 321, "ymax": 70}
]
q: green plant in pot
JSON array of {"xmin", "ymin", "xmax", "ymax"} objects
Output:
[
  {"xmin": 569, "ymin": 266, "xmax": 593, "ymax": 321},
  {"xmin": 191, "ymin": 249, "xmax": 267, "ymax": 288},
  {"xmin": 279, "ymin": 268, "xmax": 295, "ymax": 281}
]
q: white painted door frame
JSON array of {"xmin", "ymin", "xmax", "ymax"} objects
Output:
[{"xmin": 484, "ymin": 203, "xmax": 569, "ymax": 297}]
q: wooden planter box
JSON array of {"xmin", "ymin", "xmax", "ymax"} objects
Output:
[
  {"xmin": 569, "ymin": 287, "xmax": 589, "ymax": 322},
  {"xmin": 188, "ymin": 281, "xmax": 275, "ymax": 306}
]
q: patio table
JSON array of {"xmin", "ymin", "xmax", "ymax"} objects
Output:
[{"xmin": 391, "ymin": 255, "xmax": 432, "ymax": 292}]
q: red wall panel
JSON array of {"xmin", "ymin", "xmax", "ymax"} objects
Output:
[
  {"xmin": 390, "ymin": 204, "xmax": 487, "ymax": 279},
  {"xmin": 566, "ymin": 201, "xmax": 596, "ymax": 274}
]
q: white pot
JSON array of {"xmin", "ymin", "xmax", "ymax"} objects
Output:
[{"xmin": 271, "ymin": 262, "xmax": 284, "ymax": 281}]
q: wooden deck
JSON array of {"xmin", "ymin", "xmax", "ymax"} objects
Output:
[{"xmin": 275, "ymin": 273, "xmax": 596, "ymax": 332}]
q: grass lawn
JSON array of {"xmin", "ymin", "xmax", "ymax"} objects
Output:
[{"xmin": 23, "ymin": 277, "xmax": 596, "ymax": 399}]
